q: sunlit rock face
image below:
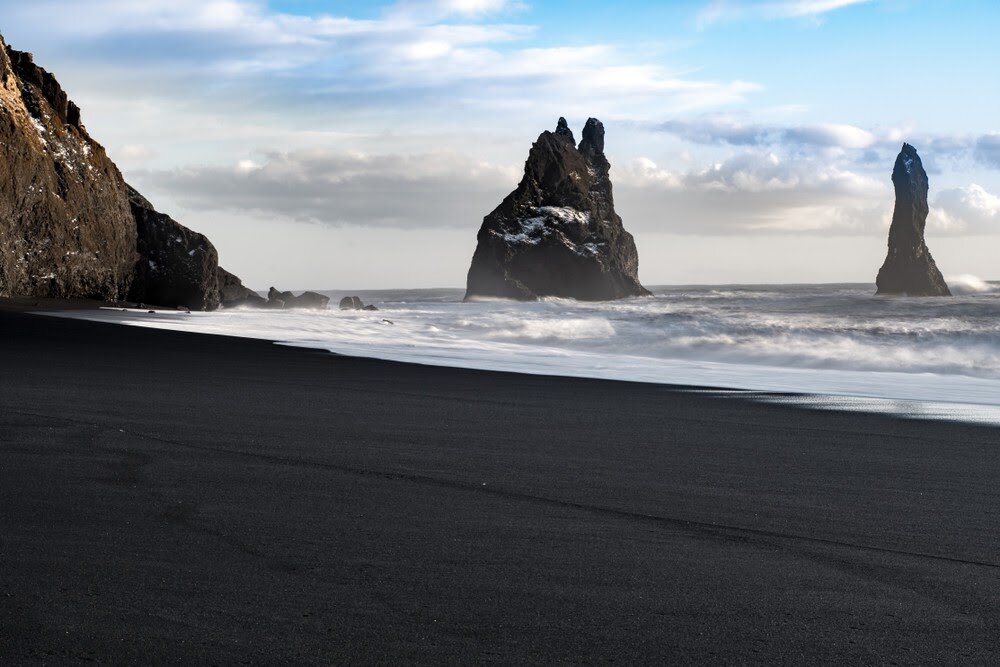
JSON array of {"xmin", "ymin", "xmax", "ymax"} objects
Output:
[
  {"xmin": 465, "ymin": 117, "xmax": 650, "ymax": 301},
  {"xmin": 875, "ymin": 143, "xmax": 951, "ymax": 297},
  {"xmin": 0, "ymin": 35, "xmax": 136, "ymax": 301},
  {"xmin": 0, "ymin": 33, "xmax": 257, "ymax": 310}
]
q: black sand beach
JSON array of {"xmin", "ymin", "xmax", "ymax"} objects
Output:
[{"xmin": 2, "ymin": 307, "xmax": 1000, "ymax": 663}]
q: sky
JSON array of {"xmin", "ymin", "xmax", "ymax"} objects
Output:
[{"xmin": 3, "ymin": 0, "xmax": 1000, "ymax": 288}]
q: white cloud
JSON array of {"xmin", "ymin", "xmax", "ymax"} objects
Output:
[
  {"xmin": 698, "ymin": 0, "xmax": 874, "ymax": 26},
  {"xmin": 766, "ymin": 0, "xmax": 873, "ymax": 18},
  {"xmin": 116, "ymin": 144, "xmax": 157, "ymax": 164},
  {"xmin": 614, "ymin": 151, "xmax": 889, "ymax": 234},
  {"xmin": 930, "ymin": 184, "xmax": 1000, "ymax": 234},
  {"xmin": 3, "ymin": 0, "xmax": 758, "ymax": 121},
  {"xmin": 976, "ymin": 134, "xmax": 1000, "ymax": 169},
  {"xmin": 388, "ymin": 0, "xmax": 526, "ymax": 20},
  {"xmin": 655, "ymin": 116, "xmax": 878, "ymax": 149}
]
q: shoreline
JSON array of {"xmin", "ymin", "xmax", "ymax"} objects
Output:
[
  {"xmin": 34, "ymin": 299, "xmax": 1000, "ymax": 426},
  {"xmin": 3, "ymin": 308, "xmax": 1000, "ymax": 661}
]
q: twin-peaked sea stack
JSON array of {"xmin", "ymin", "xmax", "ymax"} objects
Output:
[
  {"xmin": 875, "ymin": 143, "xmax": 950, "ymax": 296},
  {"xmin": 465, "ymin": 117, "xmax": 650, "ymax": 301}
]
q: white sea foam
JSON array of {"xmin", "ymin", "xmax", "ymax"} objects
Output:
[
  {"xmin": 46, "ymin": 282, "xmax": 1000, "ymax": 424},
  {"xmin": 947, "ymin": 274, "xmax": 999, "ymax": 295}
]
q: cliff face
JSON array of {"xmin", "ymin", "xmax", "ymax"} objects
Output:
[
  {"xmin": 0, "ymin": 36, "xmax": 135, "ymax": 301},
  {"xmin": 875, "ymin": 144, "xmax": 950, "ymax": 296},
  {"xmin": 0, "ymin": 34, "xmax": 257, "ymax": 310},
  {"xmin": 465, "ymin": 117, "xmax": 650, "ymax": 301},
  {"xmin": 127, "ymin": 186, "xmax": 223, "ymax": 311}
]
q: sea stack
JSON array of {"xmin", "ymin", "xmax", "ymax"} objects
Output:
[
  {"xmin": 875, "ymin": 143, "xmax": 950, "ymax": 296},
  {"xmin": 464, "ymin": 117, "xmax": 650, "ymax": 301}
]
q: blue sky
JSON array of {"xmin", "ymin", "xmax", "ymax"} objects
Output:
[{"xmin": 3, "ymin": 0, "xmax": 1000, "ymax": 287}]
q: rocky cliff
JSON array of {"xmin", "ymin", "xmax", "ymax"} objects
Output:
[
  {"xmin": 127, "ymin": 186, "xmax": 223, "ymax": 310},
  {"xmin": 465, "ymin": 117, "xmax": 650, "ymax": 301},
  {"xmin": 0, "ymin": 35, "xmax": 135, "ymax": 301},
  {"xmin": 875, "ymin": 144, "xmax": 950, "ymax": 296},
  {"xmin": 0, "ymin": 34, "xmax": 256, "ymax": 310}
]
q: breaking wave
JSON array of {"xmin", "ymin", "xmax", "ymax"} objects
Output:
[
  {"xmin": 947, "ymin": 274, "xmax": 1000, "ymax": 295},
  {"xmin": 51, "ymin": 282, "xmax": 1000, "ymax": 416}
]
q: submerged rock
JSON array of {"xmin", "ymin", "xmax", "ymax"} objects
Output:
[
  {"xmin": 465, "ymin": 117, "xmax": 650, "ymax": 301},
  {"xmin": 127, "ymin": 186, "xmax": 222, "ymax": 311},
  {"xmin": 0, "ymin": 35, "xmax": 136, "ymax": 301},
  {"xmin": 875, "ymin": 144, "xmax": 950, "ymax": 296}
]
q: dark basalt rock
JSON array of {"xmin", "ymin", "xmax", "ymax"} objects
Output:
[
  {"xmin": 268, "ymin": 287, "xmax": 329, "ymax": 310},
  {"xmin": 0, "ymin": 33, "xmax": 256, "ymax": 310},
  {"xmin": 875, "ymin": 144, "xmax": 951, "ymax": 296},
  {"xmin": 339, "ymin": 296, "xmax": 363, "ymax": 310},
  {"xmin": 339, "ymin": 295, "xmax": 378, "ymax": 311},
  {"xmin": 0, "ymin": 35, "xmax": 136, "ymax": 301},
  {"xmin": 127, "ymin": 186, "xmax": 222, "ymax": 311},
  {"xmin": 217, "ymin": 266, "xmax": 265, "ymax": 308},
  {"xmin": 269, "ymin": 287, "xmax": 295, "ymax": 304},
  {"xmin": 292, "ymin": 291, "xmax": 330, "ymax": 310},
  {"xmin": 465, "ymin": 117, "xmax": 650, "ymax": 301},
  {"xmin": 554, "ymin": 116, "xmax": 575, "ymax": 144}
]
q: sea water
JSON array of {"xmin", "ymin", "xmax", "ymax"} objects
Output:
[{"xmin": 50, "ymin": 280, "xmax": 1000, "ymax": 425}]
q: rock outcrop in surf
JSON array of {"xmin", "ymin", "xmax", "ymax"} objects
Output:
[
  {"xmin": 267, "ymin": 287, "xmax": 330, "ymax": 310},
  {"xmin": 875, "ymin": 144, "xmax": 950, "ymax": 296},
  {"xmin": 0, "ymin": 33, "xmax": 256, "ymax": 310},
  {"xmin": 217, "ymin": 267, "xmax": 266, "ymax": 308},
  {"xmin": 339, "ymin": 296, "xmax": 378, "ymax": 311},
  {"xmin": 465, "ymin": 117, "xmax": 650, "ymax": 301},
  {"xmin": 0, "ymin": 35, "xmax": 136, "ymax": 301}
]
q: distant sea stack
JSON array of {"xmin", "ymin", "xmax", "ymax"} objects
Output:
[
  {"xmin": 875, "ymin": 144, "xmax": 950, "ymax": 296},
  {"xmin": 0, "ymin": 33, "xmax": 253, "ymax": 310},
  {"xmin": 465, "ymin": 117, "xmax": 650, "ymax": 301}
]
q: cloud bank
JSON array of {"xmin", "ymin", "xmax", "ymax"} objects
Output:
[{"xmin": 133, "ymin": 150, "xmax": 518, "ymax": 228}]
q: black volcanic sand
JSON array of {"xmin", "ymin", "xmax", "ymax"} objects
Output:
[{"xmin": 2, "ymin": 308, "xmax": 1000, "ymax": 663}]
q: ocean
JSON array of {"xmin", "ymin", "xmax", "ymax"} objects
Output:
[{"xmin": 52, "ymin": 278, "xmax": 1000, "ymax": 424}]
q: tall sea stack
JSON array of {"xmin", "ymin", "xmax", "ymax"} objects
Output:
[
  {"xmin": 465, "ymin": 117, "xmax": 650, "ymax": 301},
  {"xmin": 875, "ymin": 143, "xmax": 950, "ymax": 296}
]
